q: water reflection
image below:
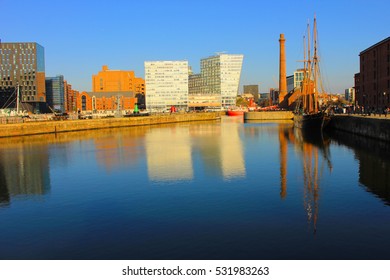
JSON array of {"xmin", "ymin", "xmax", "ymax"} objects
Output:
[
  {"xmin": 277, "ymin": 123, "xmax": 332, "ymax": 234},
  {"xmin": 295, "ymin": 129, "xmax": 332, "ymax": 234},
  {"xmin": 146, "ymin": 126, "xmax": 194, "ymax": 181},
  {"xmin": 329, "ymin": 129, "xmax": 390, "ymax": 205},
  {"xmin": 0, "ymin": 143, "xmax": 51, "ymax": 207},
  {"xmin": 94, "ymin": 127, "xmax": 148, "ymax": 171},
  {"xmin": 278, "ymin": 123, "xmax": 295, "ymax": 199},
  {"xmin": 145, "ymin": 117, "xmax": 246, "ymax": 181},
  {"xmin": 219, "ymin": 117, "xmax": 246, "ymax": 179},
  {"xmin": 0, "ymin": 119, "xmax": 247, "ymax": 205},
  {"xmin": 1, "ymin": 119, "xmax": 390, "ymax": 259}
]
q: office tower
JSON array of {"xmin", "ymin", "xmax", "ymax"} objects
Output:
[
  {"xmin": 195, "ymin": 53, "xmax": 243, "ymax": 108},
  {"xmin": 145, "ymin": 60, "xmax": 189, "ymax": 111},
  {"xmin": 0, "ymin": 42, "xmax": 45, "ymax": 113},
  {"xmin": 45, "ymin": 75, "xmax": 65, "ymax": 112}
]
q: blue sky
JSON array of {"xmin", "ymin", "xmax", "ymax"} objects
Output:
[{"xmin": 2, "ymin": 0, "xmax": 389, "ymax": 93}]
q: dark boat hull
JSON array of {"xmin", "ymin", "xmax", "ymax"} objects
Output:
[{"xmin": 293, "ymin": 111, "xmax": 326, "ymax": 130}]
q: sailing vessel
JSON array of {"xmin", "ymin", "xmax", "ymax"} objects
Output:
[{"xmin": 293, "ymin": 16, "xmax": 328, "ymax": 130}]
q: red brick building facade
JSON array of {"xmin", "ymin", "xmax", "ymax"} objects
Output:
[
  {"xmin": 76, "ymin": 91, "xmax": 137, "ymax": 112},
  {"xmin": 355, "ymin": 37, "xmax": 390, "ymax": 111}
]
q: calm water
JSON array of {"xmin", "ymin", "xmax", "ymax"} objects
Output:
[{"xmin": 0, "ymin": 116, "xmax": 389, "ymax": 260}]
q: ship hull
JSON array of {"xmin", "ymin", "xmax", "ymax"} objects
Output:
[
  {"xmin": 227, "ymin": 110, "xmax": 245, "ymax": 117},
  {"xmin": 293, "ymin": 111, "xmax": 326, "ymax": 130}
]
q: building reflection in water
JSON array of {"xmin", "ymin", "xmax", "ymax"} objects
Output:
[
  {"xmin": 0, "ymin": 118, "xmax": 248, "ymax": 205},
  {"xmin": 278, "ymin": 124, "xmax": 332, "ymax": 234},
  {"xmin": 93, "ymin": 127, "xmax": 148, "ymax": 172},
  {"xmin": 278, "ymin": 123, "xmax": 295, "ymax": 199},
  {"xmin": 329, "ymin": 129, "xmax": 390, "ymax": 205},
  {"xmin": 190, "ymin": 122, "xmax": 223, "ymax": 178},
  {"xmin": 145, "ymin": 117, "xmax": 246, "ymax": 182},
  {"xmin": 145, "ymin": 126, "xmax": 194, "ymax": 181},
  {"xmin": 220, "ymin": 117, "xmax": 246, "ymax": 179},
  {"xmin": 0, "ymin": 143, "xmax": 51, "ymax": 207}
]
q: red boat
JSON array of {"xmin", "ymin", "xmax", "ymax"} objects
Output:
[{"xmin": 226, "ymin": 107, "xmax": 247, "ymax": 116}]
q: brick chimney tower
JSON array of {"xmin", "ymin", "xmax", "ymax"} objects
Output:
[{"xmin": 279, "ymin": 34, "xmax": 287, "ymax": 107}]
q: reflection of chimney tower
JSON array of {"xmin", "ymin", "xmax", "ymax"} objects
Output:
[{"xmin": 279, "ymin": 34, "xmax": 287, "ymax": 107}]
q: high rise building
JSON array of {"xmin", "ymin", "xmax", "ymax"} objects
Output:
[
  {"xmin": 345, "ymin": 88, "xmax": 355, "ymax": 104},
  {"xmin": 243, "ymin": 84, "xmax": 259, "ymax": 102},
  {"xmin": 243, "ymin": 85, "xmax": 259, "ymax": 95},
  {"xmin": 188, "ymin": 53, "xmax": 243, "ymax": 109},
  {"xmin": 0, "ymin": 42, "xmax": 45, "ymax": 113},
  {"xmin": 45, "ymin": 75, "xmax": 65, "ymax": 112},
  {"xmin": 145, "ymin": 60, "xmax": 189, "ymax": 111},
  {"xmin": 355, "ymin": 37, "xmax": 390, "ymax": 110},
  {"xmin": 201, "ymin": 54, "xmax": 243, "ymax": 108}
]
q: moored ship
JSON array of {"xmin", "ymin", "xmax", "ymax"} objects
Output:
[
  {"xmin": 226, "ymin": 107, "xmax": 248, "ymax": 116},
  {"xmin": 293, "ymin": 16, "xmax": 328, "ymax": 130}
]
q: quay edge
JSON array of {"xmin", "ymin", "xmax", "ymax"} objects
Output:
[
  {"xmin": 328, "ymin": 115, "xmax": 390, "ymax": 142},
  {"xmin": 0, "ymin": 112, "xmax": 222, "ymax": 138},
  {"xmin": 244, "ymin": 111, "xmax": 294, "ymax": 121}
]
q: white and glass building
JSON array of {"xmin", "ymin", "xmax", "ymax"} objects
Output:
[
  {"xmin": 219, "ymin": 54, "xmax": 244, "ymax": 108},
  {"xmin": 144, "ymin": 60, "xmax": 189, "ymax": 111},
  {"xmin": 287, "ymin": 69, "xmax": 306, "ymax": 93},
  {"xmin": 191, "ymin": 53, "xmax": 243, "ymax": 109}
]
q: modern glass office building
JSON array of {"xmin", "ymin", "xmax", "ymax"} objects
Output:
[
  {"xmin": 0, "ymin": 42, "xmax": 46, "ymax": 113},
  {"xmin": 45, "ymin": 75, "xmax": 65, "ymax": 112},
  {"xmin": 145, "ymin": 61, "xmax": 189, "ymax": 111},
  {"xmin": 199, "ymin": 53, "xmax": 243, "ymax": 108}
]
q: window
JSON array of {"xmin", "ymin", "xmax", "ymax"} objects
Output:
[{"xmin": 82, "ymin": 95, "xmax": 87, "ymax": 111}]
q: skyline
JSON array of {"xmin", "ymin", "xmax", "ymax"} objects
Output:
[{"xmin": 2, "ymin": 0, "xmax": 389, "ymax": 94}]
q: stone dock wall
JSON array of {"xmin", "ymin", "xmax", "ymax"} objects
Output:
[
  {"xmin": 0, "ymin": 112, "xmax": 221, "ymax": 138},
  {"xmin": 244, "ymin": 111, "xmax": 294, "ymax": 121},
  {"xmin": 328, "ymin": 115, "xmax": 390, "ymax": 141}
]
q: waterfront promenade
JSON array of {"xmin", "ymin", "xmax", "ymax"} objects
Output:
[{"xmin": 0, "ymin": 112, "xmax": 221, "ymax": 138}]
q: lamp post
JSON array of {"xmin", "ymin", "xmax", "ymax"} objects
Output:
[{"xmin": 363, "ymin": 94, "xmax": 366, "ymax": 115}]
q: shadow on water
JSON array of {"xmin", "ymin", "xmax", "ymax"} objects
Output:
[{"xmin": 328, "ymin": 129, "xmax": 390, "ymax": 205}]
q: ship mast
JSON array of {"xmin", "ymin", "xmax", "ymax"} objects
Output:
[
  {"xmin": 302, "ymin": 34, "xmax": 307, "ymax": 112},
  {"xmin": 307, "ymin": 22, "xmax": 312, "ymax": 113},
  {"xmin": 313, "ymin": 16, "xmax": 318, "ymax": 113}
]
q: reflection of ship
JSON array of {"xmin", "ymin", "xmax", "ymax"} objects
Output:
[
  {"xmin": 278, "ymin": 123, "xmax": 332, "ymax": 233},
  {"xmin": 296, "ymin": 128, "xmax": 332, "ymax": 233},
  {"xmin": 293, "ymin": 16, "xmax": 329, "ymax": 130}
]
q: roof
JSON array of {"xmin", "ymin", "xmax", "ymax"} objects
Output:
[{"xmin": 360, "ymin": 37, "xmax": 390, "ymax": 55}]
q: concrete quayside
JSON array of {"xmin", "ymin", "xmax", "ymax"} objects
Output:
[
  {"xmin": 0, "ymin": 112, "xmax": 222, "ymax": 138},
  {"xmin": 243, "ymin": 110, "xmax": 390, "ymax": 142}
]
